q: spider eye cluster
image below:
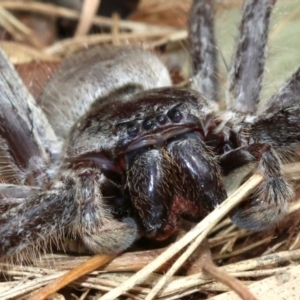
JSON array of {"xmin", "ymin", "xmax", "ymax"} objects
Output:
[
  {"xmin": 127, "ymin": 121, "xmax": 140, "ymax": 137},
  {"xmin": 167, "ymin": 108, "xmax": 182, "ymax": 123},
  {"xmin": 156, "ymin": 115, "xmax": 167, "ymax": 125},
  {"xmin": 142, "ymin": 118, "xmax": 153, "ymax": 130},
  {"xmin": 126, "ymin": 106, "xmax": 184, "ymax": 137}
]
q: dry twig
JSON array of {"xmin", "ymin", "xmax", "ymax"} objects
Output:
[
  {"xmin": 28, "ymin": 254, "xmax": 115, "ymax": 300},
  {"xmin": 99, "ymin": 174, "xmax": 262, "ymax": 300}
]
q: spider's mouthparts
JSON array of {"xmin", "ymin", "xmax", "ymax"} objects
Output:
[
  {"xmin": 120, "ymin": 124, "xmax": 202, "ymax": 154},
  {"xmin": 66, "ymin": 153, "xmax": 122, "ymax": 174}
]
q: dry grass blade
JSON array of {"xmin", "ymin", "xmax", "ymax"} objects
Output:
[
  {"xmin": 144, "ymin": 238, "xmax": 212, "ymax": 300},
  {"xmin": 223, "ymin": 248, "xmax": 300, "ymax": 273},
  {"xmin": 75, "ymin": 0, "xmax": 101, "ymax": 37},
  {"xmin": 0, "ymin": 41, "xmax": 57, "ymax": 63},
  {"xmin": 146, "ymin": 235, "xmax": 256, "ymax": 300},
  {"xmin": 28, "ymin": 254, "xmax": 115, "ymax": 300},
  {"xmin": 210, "ymin": 264, "xmax": 300, "ymax": 300},
  {"xmin": 1, "ymin": 248, "xmax": 300, "ymax": 299},
  {"xmin": 43, "ymin": 31, "xmax": 175, "ymax": 56},
  {"xmin": 112, "ymin": 13, "xmax": 121, "ymax": 46},
  {"xmin": 0, "ymin": 274, "xmax": 64, "ymax": 300},
  {"xmin": 156, "ymin": 249, "xmax": 300, "ymax": 297},
  {"xmin": 0, "ymin": 4, "xmax": 42, "ymax": 48},
  {"xmin": 213, "ymin": 236, "xmax": 273, "ymax": 260},
  {"xmin": 99, "ymin": 174, "xmax": 262, "ymax": 300},
  {"xmin": 1, "ymin": 1, "xmax": 174, "ymax": 33},
  {"xmin": 202, "ymin": 262, "xmax": 257, "ymax": 300},
  {"xmin": 145, "ymin": 29, "xmax": 187, "ymax": 49},
  {"xmin": 146, "ymin": 234, "xmax": 255, "ymax": 299},
  {"xmin": 34, "ymin": 248, "xmax": 168, "ymax": 273}
]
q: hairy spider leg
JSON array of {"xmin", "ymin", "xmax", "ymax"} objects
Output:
[
  {"xmin": 220, "ymin": 143, "xmax": 293, "ymax": 230},
  {"xmin": 0, "ymin": 48, "xmax": 58, "ymax": 186},
  {"xmin": 227, "ymin": 0, "xmax": 275, "ymax": 115},
  {"xmin": 188, "ymin": 0, "xmax": 220, "ymax": 103},
  {"xmin": 264, "ymin": 67, "xmax": 300, "ymax": 113}
]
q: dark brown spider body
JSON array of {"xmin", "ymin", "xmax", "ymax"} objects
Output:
[
  {"xmin": 65, "ymin": 87, "xmax": 227, "ymax": 240},
  {"xmin": 0, "ymin": 0, "xmax": 299, "ymax": 260}
]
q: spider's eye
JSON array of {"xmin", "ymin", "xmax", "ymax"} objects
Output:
[
  {"xmin": 127, "ymin": 121, "xmax": 139, "ymax": 137},
  {"xmin": 143, "ymin": 118, "xmax": 154, "ymax": 130},
  {"xmin": 156, "ymin": 115, "xmax": 167, "ymax": 125},
  {"xmin": 167, "ymin": 108, "xmax": 182, "ymax": 123}
]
